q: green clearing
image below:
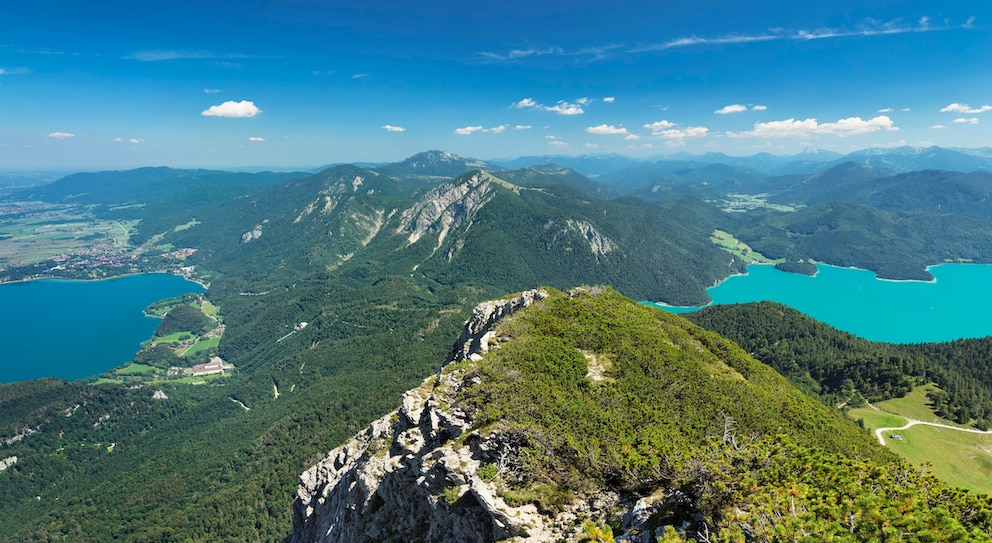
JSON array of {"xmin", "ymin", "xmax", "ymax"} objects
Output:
[
  {"xmin": 719, "ymin": 193, "xmax": 801, "ymax": 214},
  {"xmin": 153, "ymin": 331, "xmax": 196, "ymax": 343},
  {"xmin": 182, "ymin": 336, "xmax": 220, "ymax": 356},
  {"xmin": 200, "ymin": 300, "xmax": 218, "ymax": 318},
  {"xmin": 887, "ymin": 424, "xmax": 992, "ymax": 494},
  {"xmin": 847, "ymin": 383, "xmax": 992, "ymax": 494},
  {"xmin": 710, "ymin": 229, "xmax": 781, "ymax": 264},
  {"xmin": 115, "ymin": 363, "xmax": 158, "ymax": 375}
]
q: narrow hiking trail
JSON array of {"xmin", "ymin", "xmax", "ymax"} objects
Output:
[{"xmin": 875, "ymin": 419, "xmax": 992, "ymax": 446}]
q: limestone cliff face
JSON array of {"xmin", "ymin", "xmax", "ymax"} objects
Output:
[
  {"xmin": 285, "ymin": 289, "xmax": 662, "ymax": 543},
  {"xmin": 396, "ymin": 171, "xmax": 497, "ymax": 249}
]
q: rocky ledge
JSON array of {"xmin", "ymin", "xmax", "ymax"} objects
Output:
[{"xmin": 285, "ymin": 288, "xmax": 663, "ymax": 543}]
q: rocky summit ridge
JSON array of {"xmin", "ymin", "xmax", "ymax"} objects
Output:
[{"xmin": 284, "ymin": 288, "xmax": 600, "ymax": 543}]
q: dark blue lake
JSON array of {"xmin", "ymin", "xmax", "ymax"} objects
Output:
[
  {"xmin": 0, "ymin": 274, "xmax": 203, "ymax": 383},
  {"xmin": 651, "ymin": 263, "xmax": 992, "ymax": 344}
]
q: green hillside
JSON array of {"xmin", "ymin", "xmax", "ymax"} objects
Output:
[{"xmin": 442, "ymin": 289, "xmax": 991, "ymax": 541}]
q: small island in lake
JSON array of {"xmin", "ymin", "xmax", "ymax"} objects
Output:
[{"xmin": 774, "ymin": 260, "xmax": 819, "ymax": 276}]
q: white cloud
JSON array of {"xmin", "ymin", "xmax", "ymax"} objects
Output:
[
  {"xmin": 203, "ymin": 88, "xmax": 223, "ymax": 94},
  {"xmin": 953, "ymin": 117, "xmax": 979, "ymax": 124},
  {"xmin": 715, "ymin": 104, "xmax": 748, "ymax": 114},
  {"xmin": 659, "ymin": 126, "xmax": 709, "ymax": 139},
  {"xmin": 930, "ymin": 124, "xmax": 946, "ymax": 129},
  {"xmin": 941, "ymin": 103, "xmax": 992, "ymax": 114},
  {"xmin": 548, "ymin": 140, "xmax": 568, "ymax": 147},
  {"xmin": 752, "ymin": 105, "xmax": 767, "ymax": 111},
  {"xmin": 584, "ymin": 143, "xmax": 600, "ymax": 149},
  {"xmin": 731, "ymin": 115, "xmax": 897, "ymax": 138},
  {"xmin": 381, "ymin": 124, "xmax": 406, "ymax": 132},
  {"xmin": 625, "ymin": 134, "xmax": 640, "ymax": 140},
  {"xmin": 643, "ymin": 120, "xmax": 676, "ymax": 131},
  {"xmin": 543, "ymin": 101, "xmax": 584, "ymax": 115},
  {"xmin": 514, "ymin": 125, "xmax": 532, "ymax": 130},
  {"xmin": 127, "ymin": 50, "xmax": 212, "ymax": 62},
  {"xmin": 249, "ymin": 136, "xmax": 265, "ymax": 142},
  {"xmin": 0, "ymin": 67, "xmax": 28, "ymax": 75},
  {"xmin": 603, "ymin": 97, "xmax": 615, "ymax": 103},
  {"xmin": 643, "ymin": 120, "xmax": 708, "ymax": 140},
  {"xmin": 454, "ymin": 125, "xmax": 507, "ymax": 135},
  {"xmin": 129, "ymin": 138, "xmax": 144, "ymax": 144},
  {"xmin": 586, "ymin": 124, "xmax": 629, "ymax": 135},
  {"xmin": 479, "ymin": 47, "xmax": 564, "ymax": 63},
  {"xmin": 48, "ymin": 131, "xmax": 76, "ymax": 139},
  {"xmin": 113, "ymin": 137, "xmax": 123, "ymax": 142},
  {"xmin": 901, "ymin": 107, "xmax": 911, "ymax": 112},
  {"xmin": 878, "ymin": 107, "xmax": 894, "ymax": 113},
  {"xmin": 513, "ymin": 97, "xmax": 587, "ymax": 115},
  {"xmin": 632, "ymin": 17, "xmax": 973, "ymax": 53},
  {"xmin": 454, "ymin": 125, "xmax": 484, "ymax": 135},
  {"xmin": 352, "ymin": 73, "xmax": 368, "ymax": 79},
  {"xmin": 201, "ymin": 100, "xmax": 261, "ymax": 118}
]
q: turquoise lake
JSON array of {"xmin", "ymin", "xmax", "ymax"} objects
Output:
[
  {"xmin": 0, "ymin": 274, "xmax": 203, "ymax": 383},
  {"xmin": 653, "ymin": 263, "xmax": 992, "ymax": 344}
]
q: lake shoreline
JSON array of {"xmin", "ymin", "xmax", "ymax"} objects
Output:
[
  {"xmin": 651, "ymin": 262, "xmax": 992, "ymax": 344},
  {"xmin": 0, "ymin": 273, "xmax": 205, "ymax": 384}
]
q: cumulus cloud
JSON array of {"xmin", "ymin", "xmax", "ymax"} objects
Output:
[
  {"xmin": 381, "ymin": 124, "xmax": 406, "ymax": 132},
  {"xmin": 512, "ymin": 97, "xmax": 586, "ymax": 115},
  {"xmin": 454, "ymin": 125, "xmax": 484, "ymax": 135},
  {"xmin": 716, "ymin": 104, "xmax": 767, "ymax": 114},
  {"xmin": 514, "ymin": 125, "xmax": 532, "ymax": 130},
  {"xmin": 129, "ymin": 138, "xmax": 144, "ymax": 144},
  {"xmin": 48, "ymin": 131, "xmax": 76, "ymax": 139},
  {"xmin": 930, "ymin": 124, "xmax": 946, "ymax": 129},
  {"xmin": 953, "ymin": 117, "xmax": 979, "ymax": 124},
  {"xmin": 642, "ymin": 120, "xmax": 708, "ymax": 140},
  {"xmin": 453, "ymin": 125, "xmax": 507, "ymax": 135},
  {"xmin": 941, "ymin": 103, "xmax": 992, "ymax": 114},
  {"xmin": 715, "ymin": 104, "xmax": 748, "ymax": 114},
  {"xmin": 603, "ymin": 97, "xmax": 615, "ymax": 103},
  {"xmin": 546, "ymin": 135, "xmax": 568, "ymax": 147},
  {"xmin": 201, "ymin": 100, "xmax": 261, "ymax": 118},
  {"xmin": 544, "ymin": 101, "xmax": 585, "ymax": 115},
  {"xmin": 643, "ymin": 120, "xmax": 676, "ymax": 131},
  {"xmin": 731, "ymin": 115, "xmax": 897, "ymax": 138},
  {"xmin": 249, "ymin": 136, "xmax": 265, "ymax": 142},
  {"xmin": 585, "ymin": 124, "xmax": 629, "ymax": 135},
  {"xmin": 624, "ymin": 134, "xmax": 641, "ymax": 140}
]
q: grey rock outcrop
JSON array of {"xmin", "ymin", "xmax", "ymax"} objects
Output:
[
  {"xmin": 285, "ymin": 290, "xmax": 667, "ymax": 543},
  {"xmin": 396, "ymin": 171, "xmax": 497, "ymax": 248}
]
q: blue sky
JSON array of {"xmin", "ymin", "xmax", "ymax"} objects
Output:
[{"xmin": 2, "ymin": 0, "xmax": 990, "ymax": 169}]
